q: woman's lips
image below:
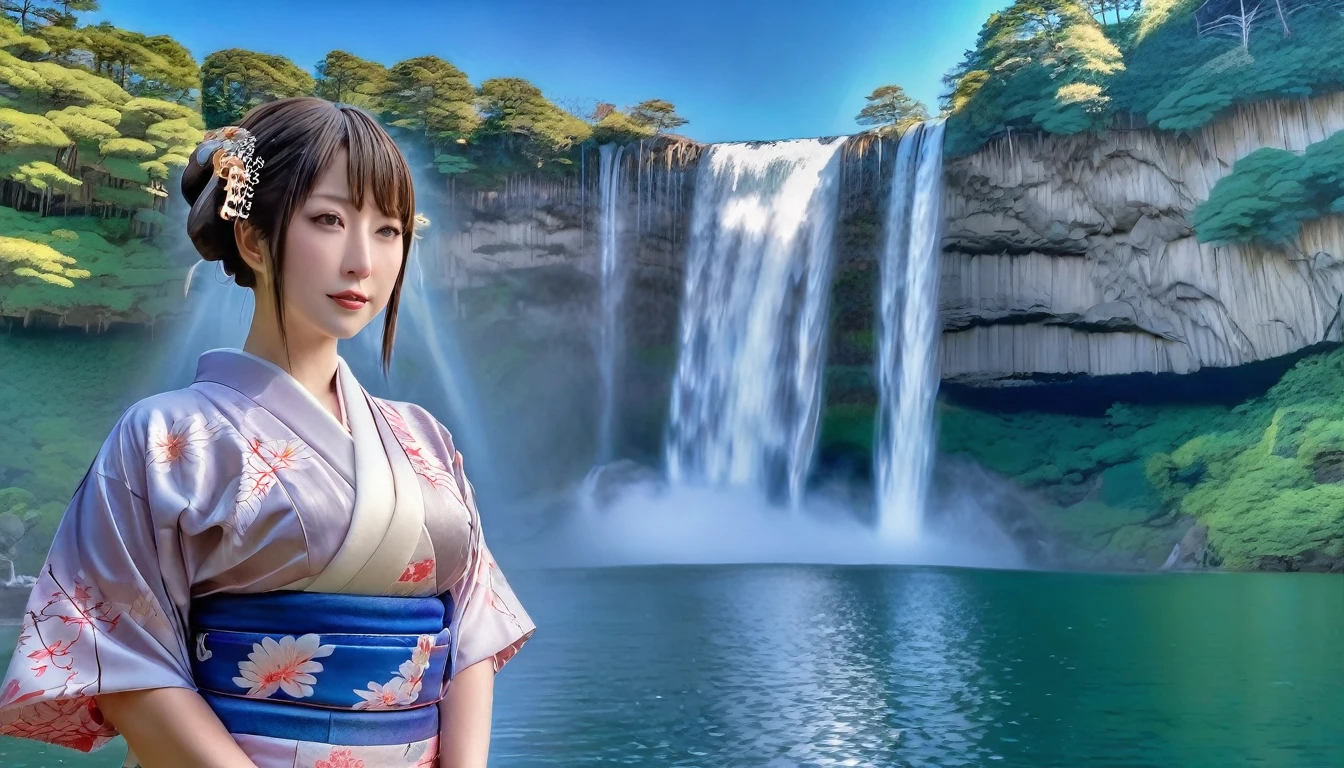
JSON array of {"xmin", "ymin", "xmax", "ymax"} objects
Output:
[{"xmin": 328, "ymin": 291, "xmax": 368, "ymax": 310}]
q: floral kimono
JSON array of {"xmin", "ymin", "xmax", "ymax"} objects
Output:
[{"xmin": 0, "ymin": 348, "xmax": 534, "ymax": 767}]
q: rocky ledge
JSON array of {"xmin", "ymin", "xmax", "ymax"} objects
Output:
[{"xmin": 939, "ymin": 94, "xmax": 1344, "ymax": 386}]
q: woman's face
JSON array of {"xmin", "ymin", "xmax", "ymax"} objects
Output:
[{"xmin": 279, "ymin": 148, "xmax": 406, "ymax": 341}]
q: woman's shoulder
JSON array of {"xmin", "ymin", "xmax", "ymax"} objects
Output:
[
  {"xmin": 101, "ymin": 386, "xmax": 232, "ymax": 459},
  {"xmin": 370, "ymin": 397, "xmax": 459, "ymax": 455},
  {"xmin": 119, "ymin": 385, "xmax": 228, "ymax": 431}
]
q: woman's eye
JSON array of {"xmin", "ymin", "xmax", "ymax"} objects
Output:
[
  {"xmin": 315, "ymin": 213, "xmax": 342, "ymax": 227},
  {"xmin": 378, "ymin": 226, "xmax": 402, "ymax": 238}
]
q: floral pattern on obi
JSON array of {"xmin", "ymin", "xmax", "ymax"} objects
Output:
[
  {"xmin": 354, "ymin": 634, "xmax": 437, "ymax": 710},
  {"xmin": 232, "ymin": 634, "xmax": 335, "ymax": 699},
  {"xmin": 193, "ymin": 627, "xmax": 450, "ymax": 711}
]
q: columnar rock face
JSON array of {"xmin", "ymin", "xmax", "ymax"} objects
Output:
[
  {"xmin": 426, "ymin": 153, "xmax": 695, "ymax": 346},
  {"xmin": 940, "ymin": 95, "xmax": 1344, "ymax": 385},
  {"xmin": 419, "ymin": 148, "xmax": 697, "ymax": 495}
]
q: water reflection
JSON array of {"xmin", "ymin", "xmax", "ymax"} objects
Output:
[{"xmin": 489, "ymin": 566, "xmax": 1343, "ymax": 768}]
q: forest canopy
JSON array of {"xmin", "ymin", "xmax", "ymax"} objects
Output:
[
  {"xmin": 940, "ymin": 0, "xmax": 1344, "ymax": 155},
  {"xmin": 0, "ymin": 5, "xmax": 688, "ymax": 325}
]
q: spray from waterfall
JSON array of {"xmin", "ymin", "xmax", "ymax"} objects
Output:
[
  {"xmin": 875, "ymin": 121, "xmax": 947, "ymax": 541},
  {"xmin": 665, "ymin": 138, "xmax": 846, "ymax": 506},
  {"xmin": 596, "ymin": 144, "xmax": 628, "ymax": 464}
]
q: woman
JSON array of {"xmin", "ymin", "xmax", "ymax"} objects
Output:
[{"xmin": 0, "ymin": 97, "xmax": 533, "ymax": 768}]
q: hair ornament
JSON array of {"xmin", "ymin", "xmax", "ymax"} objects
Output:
[
  {"xmin": 202, "ymin": 126, "xmax": 265, "ymax": 221},
  {"xmin": 412, "ymin": 212, "xmax": 430, "ymax": 241}
]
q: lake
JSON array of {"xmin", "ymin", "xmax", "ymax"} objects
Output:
[{"xmin": 3, "ymin": 565, "xmax": 1341, "ymax": 767}]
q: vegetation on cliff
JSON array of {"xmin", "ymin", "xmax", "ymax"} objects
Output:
[
  {"xmin": 821, "ymin": 346, "xmax": 1344, "ymax": 570},
  {"xmin": 943, "ymin": 0, "xmax": 1344, "ymax": 156},
  {"xmin": 854, "ymin": 84, "xmax": 930, "ymax": 135},
  {"xmin": 0, "ymin": 12, "xmax": 199, "ymax": 324},
  {"xmin": 1192, "ymin": 129, "xmax": 1344, "ymax": 244}
]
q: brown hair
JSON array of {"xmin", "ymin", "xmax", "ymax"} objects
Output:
[{"xmin": 181, "ymin": 97, "xmax": 415, "ymax": 373}]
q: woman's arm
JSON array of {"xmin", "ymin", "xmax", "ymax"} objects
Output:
[
  {"xmin": 98, "ymin": 687, "xmax": 258, "ymax": 768},
  {"xmin": 437, "ymin": 658, "xmax": 496, "ymax": 768}
]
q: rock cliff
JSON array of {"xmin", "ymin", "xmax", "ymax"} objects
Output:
[{"xmin": 940, "ymin": 94, "xmax": 1344, "ymax": 385}]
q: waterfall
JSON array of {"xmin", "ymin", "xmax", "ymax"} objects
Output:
[
  {"xmin": 875, "ymin": 121, "xmax": 947, "ymax": 541},
  {"xmin": 665, "ymin": 138, "xmax": 847, "ymax": 506},
  {"xmin": 596, "ymin": 144, "xmax": 627, "ymax": 464}
]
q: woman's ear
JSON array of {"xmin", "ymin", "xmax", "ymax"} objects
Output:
[{"xmin": 234, "ymin": 220, "xmax": 270, "ymax": 282}]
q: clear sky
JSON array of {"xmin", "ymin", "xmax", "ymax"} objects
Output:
[{"xmin": 91, "ymin": 0, "xmax": 1010, "ymax": 144}]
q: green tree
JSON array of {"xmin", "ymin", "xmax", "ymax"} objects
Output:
[
  {"xmin": 1081, "ymin": 0, "xmax": 1141, "ymax": 26},
  {"xmin": 135, "ymin": 34, "xmax": 198, "ymax": 102},
  {"xmin": 855, "ymin": 84, "xmax": 929, "ymax": 132},
  {"xmin": 201, "ymin": 48, "xmax": 314, "ymax": 128},
  {"xmin": 475, "ymin": 77, "xmax": 591, "ymax": 162},
  {"xmin": 39, "ymin": 0, "xmax": 96, "ymax": 28},
  {"xmin": 591, "ymin": 110, "xmax": 654, "ymax": 145},
  {"xmin": 77, "ymin": 25, "xmax": 198, "ymax": 102},
  {"xmin": 1, "ymin": 0, "xmax": 54, "ymax": 33},
  {"xmin": 315, "ymin": 50, "xmax": 386, "ymax": 108},
  {"xmin": 381, "ymin": 55, "xmax": 478, "ymax": 145},
  {"xmin": 940, "ymin": 0, "xmax": 1122, "ymax": 152},
  {"xmin": 628, "ymin": 98, "xmax": 688, "ymax": 133}
]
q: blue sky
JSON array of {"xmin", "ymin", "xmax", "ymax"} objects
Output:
[{"xmin": 93, "ymin": 0, "xmax": 1010, "ymax": 144}]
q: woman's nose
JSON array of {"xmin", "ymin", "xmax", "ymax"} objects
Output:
[{"xmin": 344, "ymin": 238, "xmax": 373, "ymax": 279}]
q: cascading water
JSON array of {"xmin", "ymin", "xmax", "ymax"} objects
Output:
[
  {"xmin": 875, "ymin": 120, "xmax": 947, "ymax": 541},
  {"xmin": 596, "ymin": 143, "xmax": 627, "ymax": 464},
  {"xmin": 665, "ymin": 138, "xmax": 846, "ymax": 506}
]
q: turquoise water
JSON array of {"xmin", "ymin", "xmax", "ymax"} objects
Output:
[{"xmin": 3, "ymin": 565, "xmax": 1342, "ymax": 767}]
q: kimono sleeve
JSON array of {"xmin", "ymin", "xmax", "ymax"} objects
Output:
[
  {"xmin": 0, "ymin": 412, "xmax": 194, "ymax": 753},
  {"xmin": 441, "ymin": 438, "xmax": 535, "ymax": 678}
]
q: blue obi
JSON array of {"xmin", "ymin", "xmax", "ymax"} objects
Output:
[{"xmin": 190, "ymin": 591, "xmax": 454, "ymax": 746}]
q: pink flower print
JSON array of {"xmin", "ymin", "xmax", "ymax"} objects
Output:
[
  {"xmin": 397, "ymin": 661, "xmax": 425, "ymax": 699},
  {"xmin": 412, "ymin": 635, "xmax": 434, "ymax": 668},
  {"xmin": 233, "ymin": 437, "xmax": 310, "ymax": 539},
  {"xmin": 352, "ymin": 678, "xmax": 416, "ymax": 710},
  {"xmin": 351, "ymin": 634, "xmax": 435, "ymax": 710},
  {"xmin": 0, "ymin": 679, "xmax": 42, "ymax": 709},
  {"xmin": 146, "ymin": 414, "xmax": 225, "ymax": 471},
  {"xmin": 397, "ymin": 558, "xmax": 435, "ymax": 584},
  {"xmin": 491, "ymin": 637, "xmax": 527, "ymax": 673},
  {"xmin": 232, "ymin": 634, "xmax": 334, "ymax": 699},
  {"xmin": 476, "ymin": 554, "xmax": 522, "ymax": 631},
  {"xmin": 314, "ymin": 748, "xmax": 366, "ymax": 768},
  {"xmin": 7, "ymin": 571, "xmax": 123, "ymax": 711},
  {"xmin": 26, "ymin": 639, "xmax": 75, "ymax": 677},
  {"xmin": 0, "ymin": 697, "xmax": 116, "ymax": 752},
  {"xmin": 373, "ymin": 402, "xmax": 457, "ymax": 492}
]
